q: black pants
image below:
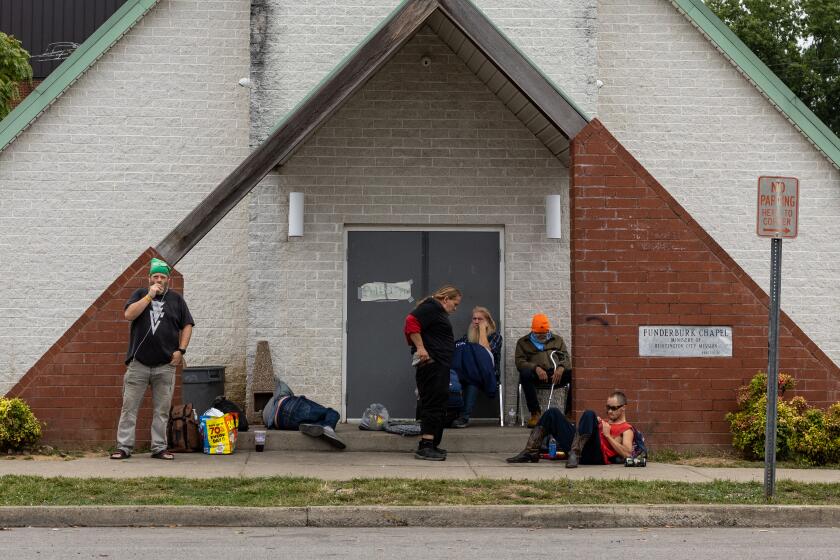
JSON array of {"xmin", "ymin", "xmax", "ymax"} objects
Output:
[
  {"xmin": 519, "ymin": 367, "xmax": 571, "ymax": 413},
  {"xmin": 538, "ymin": 408, "xmax": 605, "ymax": 465},
  {"xmin": 416, "ymin": 360, "xmax": 449, "ymax": 444}
]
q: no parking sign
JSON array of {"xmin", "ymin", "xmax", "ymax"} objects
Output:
[{"xmin": 756, "ymin": 176, "xmax": 799, "ymax": 238}]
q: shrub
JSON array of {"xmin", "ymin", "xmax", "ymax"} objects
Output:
[
  {"xmin": 727, "ymin": 372, "xmax": 840, "ymax": 465},
  {"xmin": 0, "ymin": 31, "xmax": 33, "ymax": 119},
  {"xmin": 0, "ymin": 397, "xmax": 43, "ymax": 451}
]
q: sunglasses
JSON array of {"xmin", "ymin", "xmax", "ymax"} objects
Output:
[{"xmin": 606, "ymin": 404, "xmax": 625, "ymax": 412}]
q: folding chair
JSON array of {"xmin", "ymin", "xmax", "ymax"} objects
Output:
[{"xmin": 515, "ymin": 350, "xmax": 572, "ymax": 425}]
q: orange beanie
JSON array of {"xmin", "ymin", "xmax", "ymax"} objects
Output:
[{"xmin": 531, "ymin": 313, "xmax": 551, "ymax": 334}]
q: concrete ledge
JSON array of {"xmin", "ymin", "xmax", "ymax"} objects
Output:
[{"xmin": 3, "ymin": 505, "xmax": 840, "ymax": 528}]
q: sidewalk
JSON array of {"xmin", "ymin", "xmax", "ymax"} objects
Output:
[
  {"xmin": 3, "ymin": 450, "xmax": 840, "ymax": 483},
  {"xmin": 4, "ymin": 450, "xmax": 840, "ymax": 529}
]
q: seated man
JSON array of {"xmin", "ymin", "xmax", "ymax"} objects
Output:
[
  {"xmin": 506, "ymin": 390, "xmax": 634, "ymax": 467},
  {"xmin": 261, "ymin": 378, "xmax": 345, "ymax": 449},
  {"xmin": 515, "ymin": 313, "xmax": 571, "ymax": 427}
]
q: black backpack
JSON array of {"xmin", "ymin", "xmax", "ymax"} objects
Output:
[
  {"xmin": 212, "ymin": 396, "xmax": 249, "ymax": 432},
  {"xmin": 167, "ymin": 403, "xmax": 202, "ymax": 452}
]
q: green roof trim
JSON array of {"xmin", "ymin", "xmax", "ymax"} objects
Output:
[
  {"xmin": 0, "ymin": 0, "xmax": 160, "ymax": 154},
  {"xmin": 671, "ymin": 0, "xmax": 840, "ymax": 169}
]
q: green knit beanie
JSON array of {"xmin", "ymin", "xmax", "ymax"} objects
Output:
[{"xmin": 149, "ymin": 258, "xmax": 171, "ymax": 276}]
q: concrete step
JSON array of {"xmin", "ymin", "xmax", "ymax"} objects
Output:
[{"xmin": 234, "ymin": 422, "xmax": 531, "ymax": 453}]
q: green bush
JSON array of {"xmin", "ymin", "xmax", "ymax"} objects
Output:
[
  {"xmin": 0, "ymin": 397, "xmax": 43, "ymax": 451},
  {"xmin": 0, "ymin": 31, "xmax": 33, "ymax": 119},
  {"xmin": 727, "ymin": 372, "xmax": 840, "ymax": 465}
]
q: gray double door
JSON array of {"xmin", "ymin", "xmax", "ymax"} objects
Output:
[{"xmin": 346, "ymin": 230, "xmax": 502, "ymax": 419}]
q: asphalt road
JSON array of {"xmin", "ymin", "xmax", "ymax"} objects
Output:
[{"xmin": 1, "ymin": 527, "xmax": 838, "ymax": 559}]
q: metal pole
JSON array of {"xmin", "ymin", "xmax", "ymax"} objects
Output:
[{"xmin": 764, "ymin": 238, "xmax": 782, "ymax": 499}]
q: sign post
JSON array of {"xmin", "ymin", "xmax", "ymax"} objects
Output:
[{"xmin": 756, "ymin": 176, "xmax": 798, "ymax": 499}]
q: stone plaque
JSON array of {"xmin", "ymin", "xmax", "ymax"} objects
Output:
[{"xmin": 639, "ymin": 326, "xmax": 732, "ymax": 357}]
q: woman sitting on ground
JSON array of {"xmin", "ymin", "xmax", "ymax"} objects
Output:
[{"xmin": 451, "ymin": 306, "xmax": 502, "ymax": 428}]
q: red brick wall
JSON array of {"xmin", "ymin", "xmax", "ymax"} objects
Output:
[
  {"xmin": 9, "ymin": 79, "xmax": 43, "ymax": 111},
  {"xmin": 7, "ymin": 248, "xmax": 183, "ymax": 448},
  {"xmin": 570, "ymin": 119, "xmax": 840, "ymax": 450}
]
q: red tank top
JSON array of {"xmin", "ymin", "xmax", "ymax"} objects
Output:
[{"xmin": 599, "ymin": 421, "xmax": 633, "ymax": 464}]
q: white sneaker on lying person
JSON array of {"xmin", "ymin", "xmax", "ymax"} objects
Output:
[{"xmin": 299, "ymin": 423, "xmax": 346, "ymax": 450}]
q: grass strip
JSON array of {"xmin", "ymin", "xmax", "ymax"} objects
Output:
[{"xmin": 2, "ymin": 476, "xmax": 840, "ymax": 506}]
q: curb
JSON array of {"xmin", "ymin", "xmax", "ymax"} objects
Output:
[{"xmin": 2, "ymin": 505, "xmax": 840, "ymax": 528}]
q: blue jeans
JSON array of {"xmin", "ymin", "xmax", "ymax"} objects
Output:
[
  {"xmin": 461, "ymin": 383, "xmax": 479, "ymax": 421},
  {"xmin": 538, "ymin": 408, "xmax": 605, "ymax": 465},
  {"xmin": 275, "ymin": 396, "xmax": 340, "ymax": 431}
]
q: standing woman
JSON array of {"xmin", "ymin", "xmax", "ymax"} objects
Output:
[{"xmin": 404, "ymin": 285, "xmax": 462, "ymax": 461}]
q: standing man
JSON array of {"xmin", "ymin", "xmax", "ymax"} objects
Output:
[{"xmin": 110, "ymin": 258, "xmax": 194, "ymax": 460}]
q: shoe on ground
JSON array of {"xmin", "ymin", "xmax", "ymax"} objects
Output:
[
  {"xmin": 526, "ymin": 411, "xmax": 541, "ymax": 428},
  {"xmin": 321, "ymin": 426, "xmax": 346, "ymax": 450},
  {"xmin": 451, "ymin": 417, "xmax": 469, "ymax": 429},
  {"xmin": 299, "ymin": 423, "xmax": 324, "ymax": 438},
  {"xmin": 150, "ymin": 450, "xmax": 174, "ymax": 460},
  {"xmin": 506, "ymin": 451, "xmax": 539, "ymax": 463},
  {"xmin": 414, "ymin": 445, "xmax": 447, "ymax": 461},
  {"xmin": 435, "ymin": 446, "xmax": 447, "ymax": 455},
  {"xmin": 565, "ymin": 450, "xmax": 579, "ymax": 468}
]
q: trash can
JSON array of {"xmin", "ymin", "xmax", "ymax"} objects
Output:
[{"xmin": 182, "ymin": 366, "xmax": 225, "ymax": 416}]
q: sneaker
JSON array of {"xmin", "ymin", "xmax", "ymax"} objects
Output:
[
  {"xmin": 321, "ymin": 426, "xmax": 346, "ymax": 450},
  {"xmin": 299, "ymin": 423, "xmax": 324, "ymax": 438},
  {"xmin": 451, "ymin": 417, "xmax": 469, "ymax": 429},
  {"xmin": 414, "ymin": 445, "xmax": 446, "ymax": 461},
  {"xmin": 435, "ymin": 446, "xmax": 447, "ymax": 455}
]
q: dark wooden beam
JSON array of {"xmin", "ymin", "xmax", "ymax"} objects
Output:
[
  {"xmin": 156, "ymin": 0, "xmax": 440, "ymax": 264},
  {"xmin": 437, "ymin": 0, "xmax": 589, "ymax": 140}
]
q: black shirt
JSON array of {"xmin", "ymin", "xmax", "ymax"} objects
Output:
[
  {"xmin": 124, "ymin": 288, "xmax": 195, "ymax": 367},
  {"xmin": 409, "ymin": 298, "xmax": 455, "ymax": 366}
]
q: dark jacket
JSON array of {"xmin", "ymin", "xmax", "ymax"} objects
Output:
[{"xmin": 514, "ymin": 333, "xmax": 571, "ymax": 373}]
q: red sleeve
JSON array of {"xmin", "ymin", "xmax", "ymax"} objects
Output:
[{"xmin": 404, "ymin": 314, "xmax": 421, "ymax": 345}]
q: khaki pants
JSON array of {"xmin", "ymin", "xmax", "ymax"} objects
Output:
[{"xmin": 115, "ymin": 361, "xmax": 176, "ymax": 455}]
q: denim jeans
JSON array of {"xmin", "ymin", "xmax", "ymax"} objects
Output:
[
  {"xmin": 538, "ymin": 408, "xmax": 605, "ymax": 465},
  {"xmin": 275, "ymin": 396, "xmax": 340, "ymax": 431},
  {"xmin": 461, "ymin": 383, "xmax": 479, "ymax": 421}
]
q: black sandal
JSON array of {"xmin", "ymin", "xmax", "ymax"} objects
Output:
[
  {"xmin": 109, "ymin": 449, "xmax": 129, "ymax": 460},
  {"xmin": 150, "ymin": 450, "xmax": 174, "ymax": 460}
]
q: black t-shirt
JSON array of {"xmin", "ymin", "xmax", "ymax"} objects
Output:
[
  {"xmin": 409, "ymin": 298, "xmax": 455, "ymax": 366},
  {"xmin": 124, "ymin": 288, "xmax": 195, "ymax": 367}
]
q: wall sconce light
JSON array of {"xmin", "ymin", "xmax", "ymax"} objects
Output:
[
  {"xmin": 288, "ymin": 192, "xmax": 304, "ymax": 237},
  {"xmin": 545, "ymin": 194, "xmax": 562, "ymax": 239}
]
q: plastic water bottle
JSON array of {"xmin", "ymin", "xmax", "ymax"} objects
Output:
[
  {"xmin": 548, "ymin": 435, "xmax": 557, "ymax": 459},
  {"xmin": 507, "ymin": 408, "xmax": 515, "ymax": 425}
]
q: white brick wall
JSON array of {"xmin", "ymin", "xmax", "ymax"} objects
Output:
[
  {"xmin": 597, "ymin": 0, "xmax": 840, "ymax": 366},
  {"xmin": 250, "ymin": 0, "xmax": 599, "ymax": 144},
  {"xmin": 0, "ymin": 0, "xmax": 252, "ymax": 396},
  {"xmin": 247, "ymin": 28, "xmax": 572, "ymax": 412}
]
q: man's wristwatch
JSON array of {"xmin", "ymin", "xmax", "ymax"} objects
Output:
[{"xmin": 177, "ymin": 348, "xmax": 187, "ymax": 355}]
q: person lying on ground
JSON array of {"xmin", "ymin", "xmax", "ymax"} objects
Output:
[
  {"xmin": 261, "ymin": 378, "xmax": 345, "ymax": 449},
  {"xmin": 506, "ymin": 391, "xmax": 634, "ymax": 467}
]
